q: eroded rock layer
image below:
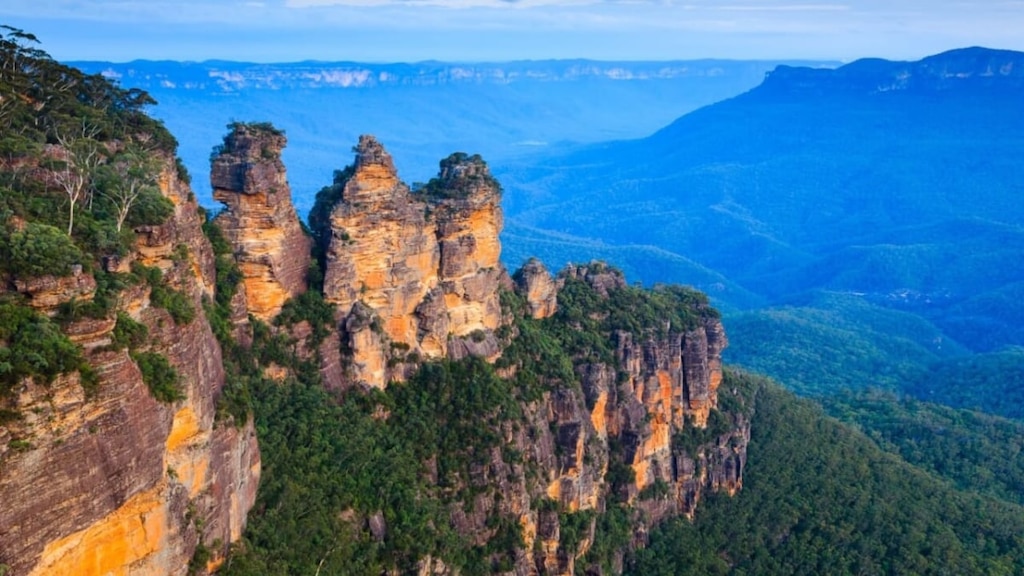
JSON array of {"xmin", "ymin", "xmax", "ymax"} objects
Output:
[
  {"xmin": 211, "ymin": 123, "xmax": 311, "ymax": 321},
  {"xmin": 445, "ymin": 262, "xmax": 747, "ymax": 575},
  {"xmin": 319, "ymin": 136, "xmax": 505, "ymax": 387},
  {"xmin": 0, "ymin": 158, "xmax": 260, "ymax": 576}
]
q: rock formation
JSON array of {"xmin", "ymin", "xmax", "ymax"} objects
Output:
[
  {"xmin": 211, "ymin": 123, "xmax": 311, "ymax": 321},
  {"xmin": 1, "ymin": 128, "xmax": 746, "ymax": 576},
  {"xmin": 319, "ymin": 136, "xmax": 506, "ymax": 387},
  {"xmin": 443, "ymin": 262, "xmax": 747, "ymax": 575},
  {"xmin": 544, "ymin": 264, "xmax": 738, "ymax": 511},
  {"xmin": 514, "ymin": 258, "xmax": 560, "ymax": 319},
  {"xmin": 0, "ymin": 157, "xmax": 260, "ymax": 576}
]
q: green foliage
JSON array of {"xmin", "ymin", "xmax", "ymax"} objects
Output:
[
  {"xmin": 0, "ymin": 221, "xmax": 83, "ymax": 278},
  {"xmin": 123, "ymin": 188, "xmax": 174, "ymax": 228},
  {"xmin": 274, "ymin": 290, "xmax": 335, "ymax": 346},
  {"xmin": 558, "ymin": 510, "xmax": 596, "ymax": 554},
  {"xmin": 175, "ymin": 157, "xmax": 191, "ymax": 185},
  {"xmin": 629, "ymin": 373, "xmax": 1024, "ymax": 575},
  {"xmin": 0, "ymin": 27, "xmax": 182, "ymax": 281},
  {"xmin": 903, "ymin": 347, "xmax": 1024, "ymax": 420},
  {"xmin": 825, "ymin": 389, "xmax": 1024, "ymax": 507},
  {"xmin": 134, "ymin": 263, "xmax": 195, "ymax": 325},
  {"xmin": 494, "ymin": 289, "xmax": 575, "ymax": 400},
  {"xmin": 132, "ymin": 351, "xmax": 184, "ymax": 402},
  {"xmin": 389, "ymin": 358, "xmax": 522, "ymax": 491},
  {"xmin": 417, "ymin": 152, "xmax": 501, "ymax": 201},
  {"xmin": 583, "ymin": 505, "xmax": 632, "ymax": 573},
  {"xmin": 210, "ymin": 121, "xmax": 285, "ymax": 163},
  {"xmin": 724, "ymin": 293, "xmax": 960, "ymax": 397},
  {"xmin": 110, "ymin": 311, "xmax": 148, "ymax": 351},
  {"xmin": 188, "ymin": 541, "xmax": 212, "ymax": 576},
  {"xmin": 219, "ymin": 375, "xmax": 455, "ymax": 575},
  {"xmin": 0, "ymin": 300, "xmax": 84, "ymax": 395}
]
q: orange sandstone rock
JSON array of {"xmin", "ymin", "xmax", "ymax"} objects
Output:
[
  {"xmin": 211, "ymin": 123, "xmax": 311, "ymax": 321},
  {"xmin": 319, "ymin": 137, "xmax": 507, "ymax": 388}
]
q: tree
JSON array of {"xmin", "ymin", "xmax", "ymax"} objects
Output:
[
  {"xmin": 98, "ymin": 142, "xmax": 160, "ymax": 232},
  {"xmin": 50, "ymin": 117, "xmax": 104, "ymax": 234}
]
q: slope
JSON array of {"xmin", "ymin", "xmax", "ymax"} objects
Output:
[
  {"xmin": 630, "ymin": 376, "xmax": 1024, "ymax": 575},
  {"xmin": 503, "ymin": 47, "xmax": 1024, "ymax": 352}
]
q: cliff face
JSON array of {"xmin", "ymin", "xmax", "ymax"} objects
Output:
[
  {"xmin": 211, "ymin": 123, "xmax": 311, "ymax": 322},
  {"xmin": 515, "ymin": 265, "xmax": 746, "ymax": 574},
  {"xmin": 320, "ymin": 137, "xmax": 505, "ymax": 387},
  {"xmin": 0, "ymin": 158, "xmax": 260, "ymax": 576},
  {"xmin": 404, "ymin": 262, "xmax": 749, "ymax": 576},
  {"xmin": 300, "ymin": 141, "xmax": 748, "ymax": 574}
]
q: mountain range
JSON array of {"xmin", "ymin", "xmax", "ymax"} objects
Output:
[
  {"xmin": 498, "ymin": 47, "xmax": 1024, "ymax": 404},
  {"xmin": 72, "ymin": 58, "xmax": 836, "ymax": 215}
]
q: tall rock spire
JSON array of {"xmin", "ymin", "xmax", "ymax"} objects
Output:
[
  {"xmin": 211, "ymin": 122, "xmax": 311, "ymax": 321},
  {"xmin": 318, "ymin": 137, "xmax": 507, "ymax": 387}
]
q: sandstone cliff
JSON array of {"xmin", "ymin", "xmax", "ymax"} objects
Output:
[
  {"xmin": 294, "ymin": 140, "xmax": 749, "ymax": 575},
  {"xmin": 211, "ymin": 123, "xmax": 311, "ymax": 322},
  {"xmin": 0, "ymin": 157, "xmax": 260, "ymax": 576},
  {"xmin": 507, "ymin": 263, "xmax": 746, "ymax": 574},
  {"xmin": 318, "ymin": 136, "xmax": 505, "ymax": 388}
]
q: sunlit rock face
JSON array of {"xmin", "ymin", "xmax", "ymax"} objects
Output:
[
  {"xmin": 319, "ymin": 136, "xmax": 506, "ymax": 388},
  {"xmin": 0, "ymin": 158, "xmax": 260, "ymax": 576},
  {"xmin": 211, "ymin": 123, "xmax": 311, "ymax": 322},
  {"xmin": 514, "ymin": 258, "xmax": 560, "ymax": 320}
]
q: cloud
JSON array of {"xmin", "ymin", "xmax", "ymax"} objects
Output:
[{"xmin": 2, "ymin": 0, "xmax": 1023, "ymax": 62}]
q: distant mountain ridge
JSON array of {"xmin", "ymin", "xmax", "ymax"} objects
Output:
[
  {"xmin": 74, "ymin": 59, "xmax": 835, "ymax": 92},
  {"xmin": 761, "ymin": 46, "xmax": 1024, "ymax": 94},
  {"xmin": 501, "ymin": 46, "xmax": 1024, "ymax": 362},
  {"xmin": 70, "ymin": 57, "xmax": 836, "ymax": 215}
]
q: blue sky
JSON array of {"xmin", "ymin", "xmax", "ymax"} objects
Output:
[{"xmin": 2, "ymin": 0, "xmax": 1023, "ymax": 63}]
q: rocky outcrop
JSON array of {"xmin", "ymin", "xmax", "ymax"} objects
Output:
[
  {"xmin": 319, "ymin": 137, "xmax": 506, "ymax": 388},
  {"xmin": 211, "ymin": 123, "xmax": 311, "ymax": 321},
  {"xmin": 12, "ymin": 264, "xmax": 96, "ymax": 314},
  {"xmin": 0, "ymin": 158, "xmax": 260, "ymax": 576},
  {"xmin": 514, "ymin": 258, "xmax": 559, "ymax": 319},
  {"xmin": 429, "ymin": 152, "xmax": 505, "ymax": 340},
  {"xmin": 504, "ymin": 263, "xmax": 747, "ymax": 574}
]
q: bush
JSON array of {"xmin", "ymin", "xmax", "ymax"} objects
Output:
[
  {"xmin": 0, "ymin": 221, "xmax": 83, "ymax": 278},
  {"xmin": 132, "ymin": 351, "xmax": 184, "ymax": 402},
  {"xmin": 111, "ymin": 312, "xmax": 148, "ymax": 351},
  {"xmin": 0, "ymin": 301, "xmax": 83, "ymax": 395},
  {"xmin": 134, "ymin": 263, "xmax": 195, "ymax": 325}
]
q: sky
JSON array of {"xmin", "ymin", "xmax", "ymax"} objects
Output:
[{"xmin": 2, "ymin": 0, "xmax": 1023, "ymax": 63}]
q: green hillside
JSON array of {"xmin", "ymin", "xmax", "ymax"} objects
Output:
[{"xmin": 630, "ymin": 377, "xmax": 1024, "ymax": 575}]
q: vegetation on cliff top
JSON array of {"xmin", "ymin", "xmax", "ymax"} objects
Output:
[{"xmin": 0, "ymin": 30, "xmax": 186, "ymax": 400}]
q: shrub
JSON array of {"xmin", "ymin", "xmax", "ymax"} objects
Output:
[
  {"xmin": 132, "ymin": 351, "xmax": 184, "ymax": 402},
  {"xmin": 0, "ymin": 301, "xmax": 83, "ymax": 395},
  {"xmin": 134, "ymin": 263, "xmax": 195, "ymax": 325},
  {"xmin": 111, "ymin": 312, "xmax": 149, "ymax": 351},
  {"xmin": 0, "ymin": 221, "xmax": 83, "ymax": 278}
]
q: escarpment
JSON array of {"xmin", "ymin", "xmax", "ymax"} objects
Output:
[
  {"xmin": 315, "ymin": 136, "xmax": 506, "ymax": 387},
  {"xmin": 211, "ymin": 123, "xmax": 311, "ymax": 322},
  {"xmin": 2, "ymin": 101, "xmax": 746, "ymax": 576},
  {"xmin": 224, "ymin": 135, "xmax": 751, "ymax": 575},
  {"xmin": 503, "ymin": 264, "xmax": 746, "ymax": 574},
  {"xmin": 0, "ymin": 154, "xmax": 260, "ymax": 575}
]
